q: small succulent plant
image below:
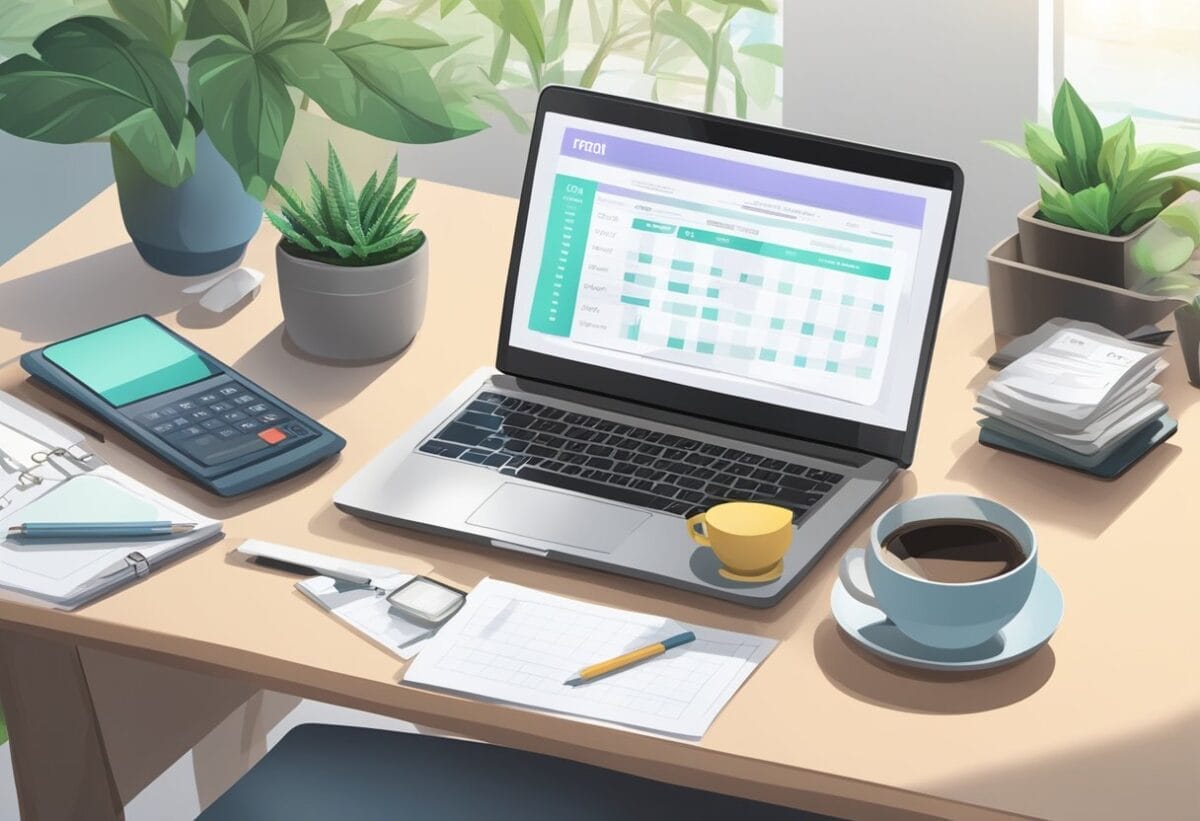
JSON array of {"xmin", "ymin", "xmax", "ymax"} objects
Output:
[{"xmin": 268, "ymin": 143, "xmax": 424, "ymax": 267}]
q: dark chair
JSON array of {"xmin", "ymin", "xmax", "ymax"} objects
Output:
[{"xmin": 198, "ymin": 724, "xmax": 834, "ymax": 820}]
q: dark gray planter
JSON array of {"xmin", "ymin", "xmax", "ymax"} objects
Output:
[
  {"xmin": 987, "ymin": 234, "xmax": 1183, "ymax": 339},
  {"xmin": 276, "ymin": 239, "xmax": 429, "ymax": 363},
  {"xmin": 1016, "ymin": 201, "xmax": 1156, "ymax": 288},
  {"xmin": 1173, "ymin": 305, "xmax": 1200, "ymax": 386},
  {"xmin": 111, "ymin": 132, "xmax": 263, "ymax": 276}
]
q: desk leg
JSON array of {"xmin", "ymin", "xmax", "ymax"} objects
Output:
[{"xmin": 0, "ymin": 630, "xmax": 123, "ymax": 821}]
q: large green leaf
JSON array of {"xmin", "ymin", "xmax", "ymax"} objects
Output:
[
  {"xmin": 188, "ymin": 37, "xmax": 294, "ymax": 198},
  {"xmin": 468, "ymin": 0, "xmax": 544, "ymax": 65},
  {"xmin": 654, "ymin": 9, "xmax": 711, "ymax": 66},
  {"xmin": 269, "ymin": 23, "xmax": 483, "ymax": 144},
  {"xmin": 739, "ymin": 41, "xmax": 781, "ymax": 67},
  {"xmin": 1127, "ymin": 144, "xmax": 1200, "ymax": 182},
  {"xmin": 0, "ymin": 0, "xmax": 114, "ymax": 56},
  {"xmin": 1038, "ymin": 176, "xmax": 1083, "ymax": 230},
  {"xmin": 1065, "ymin": 183, "xmax": 1113, "ymax": 234},
  {"xmin": 184, "ymin": 0, "xmax": 252, "ymax": 46},
  {"xmin": 186, "ymin": 0, "xmax": 328, "ymax": 49},
  {"xmin": 1023, "ymin": 122, "xmax": 1065, "ymax": 182},
  {"xmin": 108, "ymin": 0, "xmax": 184, "ymax": 55},
  {"xmin": 0, "ymin": 16, "xmax": 184, "ymax": 143},
  {"xmin": 1097, "ymin": 115, "xmax": 1134, "ymax": 188},
  {"xmin": 111, "ymin": 107, "xmax": 195, "ymax": 185},
  {"xmin": 1051, "ymin": 78, "xmax": 1103, "ymax": 192},
  {"xmin": 340, "ymin": 18, "xmax": 447, "ymax": 49}
]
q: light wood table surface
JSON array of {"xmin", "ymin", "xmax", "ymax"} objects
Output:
[{"xmin": 0, "ymin": 182, "xmax": 1196, "ymax": 821}]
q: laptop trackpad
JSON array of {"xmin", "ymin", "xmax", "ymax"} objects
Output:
[{"xmin": 467, "ymin": 484, "xmax": 648, "ymax": 555}]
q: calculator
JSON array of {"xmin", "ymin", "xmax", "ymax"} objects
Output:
[{"xmin": 21, "ymin": 315, "xmax": 345, "ymax": 496}]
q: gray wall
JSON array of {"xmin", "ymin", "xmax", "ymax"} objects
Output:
[
  {"xmin": 783, "ymin": 1, "xmax": 1045, "ymax": 284},
  {"xmin": 0, "ymin": 133, "xmax": 113, "ymax": 265}
]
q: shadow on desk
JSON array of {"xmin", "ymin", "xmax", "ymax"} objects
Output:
[
  {"xmin": 232, "ymin": 323, "xmax": 396, "ymax": 418},
  {"xmin": 0, "ymin": 245, "xmax": 192, "ymax": 342},
  {"xmin": 918, "ymin": 708, "xmax": 1200, "ymax": 818},
  {"xmin": 812, "ymin": 619, "xmax": 1055, "ymax": 715},
  {"xmin": 946, "ymin": 429, "xmax": 1180, "ymax": 538}
]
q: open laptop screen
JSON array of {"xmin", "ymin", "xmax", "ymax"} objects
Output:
[{"xmin": 500, "ymin": 89, "xmax": 961, "ymax": 464}]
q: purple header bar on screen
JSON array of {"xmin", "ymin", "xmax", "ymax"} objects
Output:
[{"xmin": 559, "ymin": 128, "xmax": 926, "ymax": 227}]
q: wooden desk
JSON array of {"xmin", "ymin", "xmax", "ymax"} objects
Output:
[{"xmin": 0, "ymin": 183, "xmax": 1195, "ymax": 821}]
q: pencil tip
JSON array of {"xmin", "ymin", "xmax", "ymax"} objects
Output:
[{"xmin": 563, "ymin": 677, "xmax": 585, "ymax": 687}]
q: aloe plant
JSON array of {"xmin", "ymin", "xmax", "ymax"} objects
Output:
[
  {"xmin": 268, "ymin": 144, "xmax": 425, "ymax": 267},
  {"xmin": 988, "ymin": 78, "xmax": 1200, "ymax": 236}
]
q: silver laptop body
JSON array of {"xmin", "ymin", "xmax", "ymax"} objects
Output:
[{"xmin": 335, "ymin": 88, "xmax": 963, "ymax": 607}]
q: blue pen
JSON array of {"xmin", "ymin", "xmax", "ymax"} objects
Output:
[{"xmin": 7, "ymin": 521, "xmax": 197, "ymax": 539}]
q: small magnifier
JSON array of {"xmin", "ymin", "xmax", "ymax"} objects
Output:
[{"xmin": 386, "ymin": 576, "xmax": 467, "ymax": 625}]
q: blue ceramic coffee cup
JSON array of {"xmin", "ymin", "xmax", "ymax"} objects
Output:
[{"xmin": 838, "ymin": 494, "xmax": 1037, "ymax": 650}]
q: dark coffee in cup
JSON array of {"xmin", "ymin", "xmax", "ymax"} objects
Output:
[{"xmin": 880, "ymin": 518, "xmax": 1025, "ymax": 583}]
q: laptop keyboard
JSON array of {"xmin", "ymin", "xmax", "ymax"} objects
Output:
[{"xmin": 418, "ymin": 391, "xmax": 844, "ymax": 520}]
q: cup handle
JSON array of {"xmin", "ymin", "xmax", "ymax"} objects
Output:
[
  {"xmin": 686, "ymin": 512, "xmax": 711, "ymax": 547},
  {"xmin": 838, "ymin": 548, "xmax": 879, "ymax": 608}
]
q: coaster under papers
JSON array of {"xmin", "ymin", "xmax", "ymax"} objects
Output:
[{"xmin": 979, "ymin": 413, "xmax": 1177, "ymax": 479}]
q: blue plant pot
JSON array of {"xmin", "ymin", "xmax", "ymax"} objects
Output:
[{"xmin": 111, "ymin": 132, "xmax": 264, "ymax": 276}]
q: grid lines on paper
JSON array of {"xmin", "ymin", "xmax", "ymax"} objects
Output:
[{"xmin": 436, "ymin": 597, "xmax": 756, "ymax": 721}]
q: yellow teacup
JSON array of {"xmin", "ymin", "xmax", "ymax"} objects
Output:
[{"xmin": 686, "ymin": 501, "xmax": 792, "ymax": 583}]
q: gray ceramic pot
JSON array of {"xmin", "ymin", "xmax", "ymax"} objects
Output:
[
  {"xmin": 986, "ymin": 233, "xmax": 1183, "ymax": 339},
  {"xmin": 111, "ymin": 132, "xmax": 263, "ymax": 276},
  {"xmin": 276, "ymin": 239, "xmax": 429, "ymax": 363},
  {"xmin": 1016, "ymin": 200, "xmax": 1157, "ymax": 288},
  {"xmin": 1173, "ymin": 305, "xmax": 1200, "ymax": 386}
]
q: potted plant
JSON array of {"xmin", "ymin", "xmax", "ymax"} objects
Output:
[
  {"xmin": 1130, "ymin": 193, "xmax": 1200, "ymax": 384},
  {"xmin": 987, "ymin": 79, "xmax": 1200, "ymax": 287},
  {"xmin": 268, "ymin": 144, "xmax": 427, "ymax": 362},
  {"xmin": 0, "ymin": 1, "xmax": 484, "ymax": 276}
]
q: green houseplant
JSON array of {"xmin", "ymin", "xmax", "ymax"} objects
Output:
[
  {"xmin": 0, "ymin": 0, "xmax": 484, "ymax": 275},
  {"xmin": 268, "ymin": 143, "xmax": 428, "ymax": 361},
  {"xmin": 988, "ymin": 78, "xmax": 1200, "ymax": 287},
  {"xmin": 1131, "ymin": 194, "xmax": 1200, "ymax": 384}
]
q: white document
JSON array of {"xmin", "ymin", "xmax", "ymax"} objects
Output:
[
  {"xmin": 297, "ymin": 575, "xmax": 431, "ymax": 660},
  {"xmin": 0, "ymin": 470, "xmax": 222, "ymax": 605},
  {"xmin": 984, "ymin": 329, "xmax": 1162, "ymax": 411},
  {"xmin": 237, "ymin": 539, "xmax": 404, "ymax": 588},
  {"xmin": 404, "ymin": 579, "xmax": 777, "ymax": 739}
]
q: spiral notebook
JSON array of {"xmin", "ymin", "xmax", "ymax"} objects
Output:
[{"xmin": 0, "ymin": 392, "xmax": 222, "ymax": 609}]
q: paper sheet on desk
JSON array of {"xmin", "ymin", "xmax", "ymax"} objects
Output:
[
  {"xmin": 297, "ymin": 575, "xmax": 432, "ymax": 660},
  {"xmin": 0, "ymin": 470, "xmax": 221, "ymax": 603},
  {"xmin": 404, "ymin": 579, "xmax": 776, "ymax": 739}
]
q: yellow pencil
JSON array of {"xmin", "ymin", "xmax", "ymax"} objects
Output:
[{"xmin": 564, "ymin": 631, "xmax": 696, "ymax": 686}]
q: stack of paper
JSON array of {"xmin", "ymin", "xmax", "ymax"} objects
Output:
[
  {"xmin": 976, "ymin": 326, "xmax": 1170, "ymax": 472},
  {"xmin": 404, "ymin": 578, "xmax": 776, "ymax": 739}
]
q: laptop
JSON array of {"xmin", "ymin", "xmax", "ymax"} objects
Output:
[{"xmin": 335, "ymin": 87, "xmax": 963, "ymax": 607}]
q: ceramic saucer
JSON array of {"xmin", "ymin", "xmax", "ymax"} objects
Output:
[
  {"xmin": 830, "ymin": 566, "xmax": 1063, "ymax": 672},
  {"xmin": 718, "ymin": 560, "xmax": 783, "ymax": 583}
]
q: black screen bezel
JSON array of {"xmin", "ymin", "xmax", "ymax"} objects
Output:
[{"xmin": 496, "ymin": 86, "xmax": 963, "ymax": 466}]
